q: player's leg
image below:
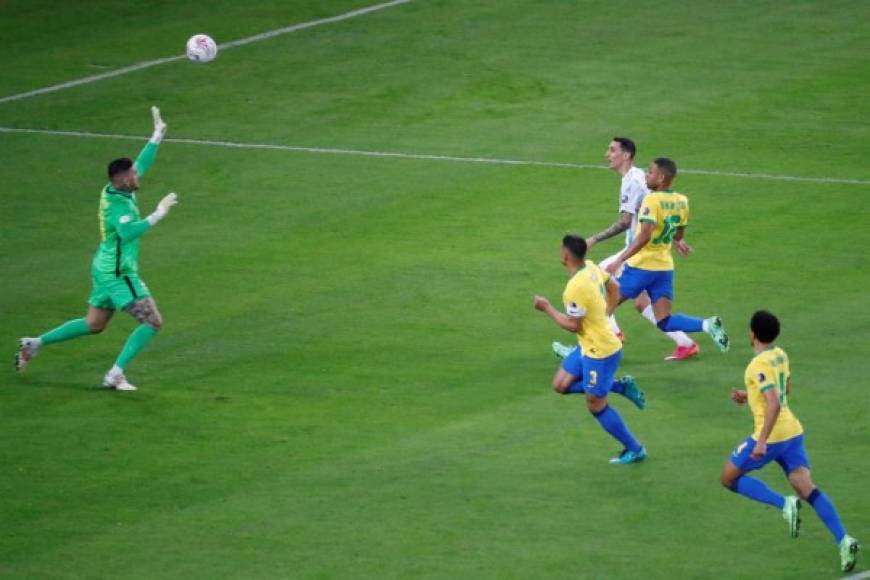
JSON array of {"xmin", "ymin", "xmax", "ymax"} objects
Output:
[
  {"xmin": 15, "ymin": 305, "xmax": 114, "ymax": 372},
  {"xmin": 782, "ymin": 441, "xmax": 859, "ymax": 571},
  {"xmin": 648, "ymin": 273, "xmax": 730, "ymax": 352},
  {"xmin": 721, "ymin": 439, "xmax": 786, "ymax": 509},
  {"xmin": 553, "ymin": 349, "xmax": 645, "ymax": 408},
  {"xmin": 552, "ymin": 348, "xmax": 584, "ymax": 394},
  {"xmin": 633, "ymin": 292, "xmax": 698, "ymax": 360},
  {"xmin": 582, "ymin": 351, "xmax": 645, "ymax": 463},
  {"xmin": 103, "ymin": 277, "xmax": 162, "ymax": 391}
]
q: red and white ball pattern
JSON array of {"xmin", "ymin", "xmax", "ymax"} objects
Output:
[{"xmin": 186, "ymin": 34, "xmax": 218, "ymax": 63}]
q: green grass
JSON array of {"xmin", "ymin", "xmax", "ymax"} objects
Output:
[{"xmin": 1, "ymin": 0, "xmax": 869, "ymax": 578}]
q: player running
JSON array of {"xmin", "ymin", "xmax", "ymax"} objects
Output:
[
  {"xmin": 15, "ymin": 107, "xmax": 178, "ymax": 391},
  {"xmin": 534, "ymin": 235, "xmax": 647, "ymax": 465},
  {"xmin": 554, "ymin": 138, "xmax": 698, "ymax": 361},
  {"xmin": 602, "ymin": 157, "xmax": 729, "ymax": 352},
  {"xmin": 720, "ymin": 311, "xmax": 859, "ymax": 572}
]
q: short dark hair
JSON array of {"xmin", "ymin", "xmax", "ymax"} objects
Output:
[
  {"xmin": 653, "ymin": 157, "xmax": 678, "ymax": 182},
  {"xmin": 108, "ymin": 158, "xmax": 133, "ymax": 179},
  {"xmin": 612, "ymin": 136, "xmax": 636, "ymax": 159},
  {"xmin": 562, "ymin": 234, "xmax": 587, "ymax": 260},
  {"xmin": 750, "ymin": 310, "xmax": 780, "ymax": 343}
]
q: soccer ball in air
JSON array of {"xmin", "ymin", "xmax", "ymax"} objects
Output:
[{"xmin": 186, "ymin": 34, "xmax": 218, "ymax": 63}]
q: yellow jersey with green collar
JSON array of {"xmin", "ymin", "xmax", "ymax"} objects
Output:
[
  {"xmin": 562, "ymin": 260, "xmax": 621, "ymax": 359},
  {"xmin": 627, "ymin": 190, "xmax": 689, "ymax": 271},
  {"xmin": 744, "ymin": 346, "xmax": 803, "ymax": 443}
]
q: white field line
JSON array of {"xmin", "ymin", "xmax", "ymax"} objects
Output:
[
  {"xmin": 1, "ymin": 126, "xmax": 869, "ymax": 186},
  {"xmin": 841, "ymin": 571, "xmax": 870, "ymax": 580},
  {"xmin": 0, "ymin": 0, "xmax": 413, "ymax": 105}
]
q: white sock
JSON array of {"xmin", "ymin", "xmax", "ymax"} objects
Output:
[
  {"xmin": 702, "ymin": 318, "xmax": 710, "ymax": 333},
  {"xmin": 641, "ymin": 305, "xmax": 695, "ymax": 347},
  {"xmin": 109, "ymin": 364, "xmax": 123, "ymax": 376},
  {"xmin": 609, "ymin": 315, "xmax": 621, "ymax": 334}
]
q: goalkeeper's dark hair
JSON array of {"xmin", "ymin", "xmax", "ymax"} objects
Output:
[
  {"xmin": 562, "ymin": 234, "xmax": 587, "ymax": 260},
  {"xmin": 612, "ymin": 136, "xmax": 636, "ymax": 159},
  {"xmin": 750, "ymin": 310, "xmax": 780, "ymax": 343},
  {"xmin": 108, "ymin": 158, "xmax": 134, "ymax": 179},
  {"xmin": 652, "ymin": 157, "xmax": 678, "ymax": 182}
]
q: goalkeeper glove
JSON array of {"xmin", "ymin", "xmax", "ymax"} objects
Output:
[
  {"xmin": 147, "ymin": 192, "xmax": 178, "ymax": 226},
  {"xmin": 150, "ymin": 106, "xmax": 167, "ymax": 144}
]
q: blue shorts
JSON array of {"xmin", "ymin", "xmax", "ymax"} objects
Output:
[
  {"xmin": 617, "ymin": 265, "xmax": 674, "ymax": 302},
  {"xmin": 560, "ymin": 348, "xmax": 623, "ymax": 398},
  {"xmin": 729, "ymin": 434, "xmax": 810, "ymax": 475}
]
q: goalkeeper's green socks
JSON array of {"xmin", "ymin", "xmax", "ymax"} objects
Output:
[
  {"xmin": 39, "ymin": 318, "xmax": 91, "ymax": 346},
  {"xmin": 114, "ymin": 324, "xmax": 158, "ymax": 370}
]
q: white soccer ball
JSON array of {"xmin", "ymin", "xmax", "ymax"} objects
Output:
[{"xmin": 186, "ymin": 34, "xmax": 218, "ymax": 63}]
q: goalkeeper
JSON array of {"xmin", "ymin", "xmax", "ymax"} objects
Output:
[{"xmin": 16, "ymin": 107, "xmax": 178, "ymax": 391}]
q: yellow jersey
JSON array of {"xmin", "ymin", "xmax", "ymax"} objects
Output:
[
  {"xmin": 744, "ymin": 346, "xmax": 803, "ymax": 443},
  {"xmin": 627, "ymin": 190, "xmax": 689, "ymax": 271},
  {"xmin": 562, "ymin": 260, "xmax": 622, "ymax": 359}
]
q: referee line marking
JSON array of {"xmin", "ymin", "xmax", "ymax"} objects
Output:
[
  {"xmin": 842, "ymin": 571, "xmax": 870, "ymax": 580},
  {"xmin": 0, "ymin": 0, "xmax": 413, "ymax": 105},
  {"xmin": 1, "ymin": 126, "xmax": 869, "ymax": 186}
]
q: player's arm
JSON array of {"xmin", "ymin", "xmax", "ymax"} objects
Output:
[
  {"xmin": 604, "ymin": 275, "xmax": 620, "ymax": 316},
  {"xmin": 533, "ymin": 296, "xmax": 583, "ymax": 333},
  {"xmin": 751, "ymin": 388, "xmax": 781, "ymax": 459},
  {"xmin": 133, "ymin": 106, "xmax": 168, "ymax": 178},
  {"xmin": 111, "ymin": 193, "xmax": 179, "ymax": 241},
  {"xmin": 586, "ymin": 212, "xmax": 632, "ymax": 250},
  {"xmin": 674, "ymin": 226, "xmax": 693, "ymax": 257}
]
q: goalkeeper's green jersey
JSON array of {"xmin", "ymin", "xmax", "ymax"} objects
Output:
[{"xmin": 91, "ymin": 142, "xmax": 159, "ymax": 278}]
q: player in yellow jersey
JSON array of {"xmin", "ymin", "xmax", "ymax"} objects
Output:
[
  {"xmin": 534, "ymin": 235, "xmax": 647, "ymax": 464},
  {"xmin": 604, "ymin": 157, "xmax": 730, "ymax": 354},
  {"xmin": 720, "ymin": 311, "xmax": 859, "ymax": 572}
]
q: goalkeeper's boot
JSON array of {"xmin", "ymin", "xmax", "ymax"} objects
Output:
[
  {"xmin": 15, "ymin": 338, "xmax": 40, "ymax": 372},
  {"xmin": 103, "ymin": 368, "xmax": 137, "ymax": 391}
]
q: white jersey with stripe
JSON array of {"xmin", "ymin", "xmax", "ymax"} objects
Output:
[{"xmin": 619, "ymin": 166, "xmax": 650, "ymax": 246}]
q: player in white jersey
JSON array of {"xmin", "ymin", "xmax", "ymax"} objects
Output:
[{"xmin": 553, "ymin": 137, "xmax": 699, "ymax": 361}]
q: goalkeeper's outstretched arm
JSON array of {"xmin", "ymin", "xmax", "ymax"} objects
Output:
[{"xmin": 133, "ymin": 106, "xmax": 168, "ymax": 177}]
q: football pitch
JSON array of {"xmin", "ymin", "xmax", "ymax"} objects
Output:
[{"xmin": 1, "ymin": 0, "xmax": 868, "ymax": 578}]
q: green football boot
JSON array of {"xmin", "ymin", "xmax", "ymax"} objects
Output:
[
  {"xmin": 609, "ymin": 446, "xmax": 647, "ymax": 465},
  {"xmin": 705, "ymin": 316, "xmax": 730, "ymax": 353},
  {"xmin": 617, "ymin": 375, "xmax": 646, "ymax": 411},
  {"xmin": 840, "ymin": 535, "xmax": 859, "ymax": 573}
]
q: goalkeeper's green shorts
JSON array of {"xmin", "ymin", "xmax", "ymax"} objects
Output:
[{"xmin": 88, "ymin": 273, "xmax": 151, "ymax": 310}]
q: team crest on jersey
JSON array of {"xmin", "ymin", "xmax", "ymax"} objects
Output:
[
  {"xmin": 621, "ymin": 195, "xmax": 628, "ymax": 203},
  {"xmin": 566, "ymin": 302, "xmax": 585, "ymax": 317},
  {"xmin": 642, "ymin": 206, "xmax": 650, "ymax": 215},
  {"xmin": 119, "ymin": 215, "xmax": 132, "ymax": 224},
  {"xmin": 756, "ymin": 372, "xmax": 766, "ymax": 382}
]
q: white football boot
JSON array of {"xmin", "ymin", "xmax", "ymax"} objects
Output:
[
  {"xmin": 15, "ymin": 338, "xmax": 41, "ymax": 372},
  {"xmin": 103, "ymin": 368, "xmax": 137, "ymax": 391}
]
